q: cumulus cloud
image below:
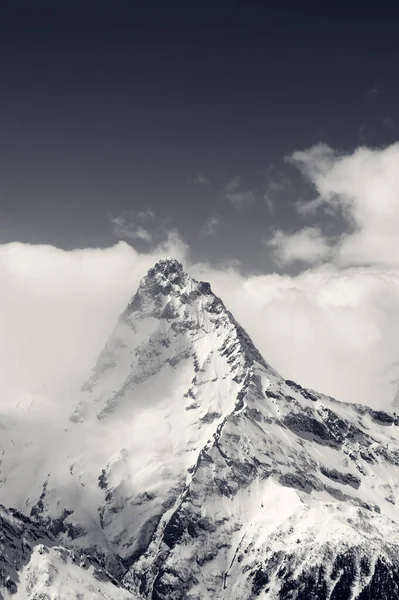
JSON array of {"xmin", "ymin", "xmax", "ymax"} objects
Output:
[
  {"xmin": 288, "ymin": 142, "xmax": 399, "ymax": 268},
  {"xmin": 266, "ymin": 227, "xmax": 332, "ymax": 265}
]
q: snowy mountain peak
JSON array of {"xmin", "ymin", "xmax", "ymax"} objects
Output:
[
  {"xmin": 74, "ymin": 258, "xmax": 262, "ymax": 424},
  {"xmin": 4, "ymin": 259, "xmax": 399, "ymax": 599},
  {"xmin": 143, "ymin": 257, "xmax": 186, "ymax": 291},
  {"xmin": 123, "ymin": 258, "xmax": 213, "ymax": 321},
  {"xmin": 148, "ymin": 256, "xmax": 184, "ymax": 278}
]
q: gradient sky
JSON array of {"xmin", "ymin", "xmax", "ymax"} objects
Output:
[{"xmin": 1, "ymin": 2, "xmax": 399, "ymax": 273}]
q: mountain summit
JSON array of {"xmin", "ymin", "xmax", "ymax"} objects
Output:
[{"xmin": 2, "ymin": 260, "xmax": 399, "ymax": 599}]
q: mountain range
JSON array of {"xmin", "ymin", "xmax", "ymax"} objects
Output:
[{"xmin": 2, "ymin": 258, "xmax": 399, "ymax": 599}]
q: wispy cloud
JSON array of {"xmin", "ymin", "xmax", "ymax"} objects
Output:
[
  {"xmin": 264, "ymin": 195, "xmax": 274, "ymax": 213},
  {"xmin": 224, "ymin": 176, "xmax": 255, "ymax": 210},
  {"xmin": 136, "ymin": 208, "xmax": 156, "ymax": 219},
  {"xmin": 188, "ymin": 174, "xmax": 211, "ymax": 186},
  {"xmin": 110, "ymin": 209, "xmax": 156, "ymax": 243},
  {"xmin": 226, "ymin": 190, "xmax": 255, "ymax": 210},
  {"xmin": 225, "ymin": 176, "xmax": 240, "ymax": 194},
  {"xmin": 365, "ymin": 84, "xmax": 380, "ymax": 103},
  {"xmin": 201, "ymin": 217, "xmax": 220, "ymax": 236},
  {"xmin": 263, "ymin": 165, "xmax": 295, "ymax": 213},
  {"xmin": 358, "ymin": 124, "xmax": 367, "ymax": 143}
]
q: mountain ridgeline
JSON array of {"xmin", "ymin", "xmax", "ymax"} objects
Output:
[{"xmin": 2, "ymin": 258, "xmax": 399, "ymax": 599}]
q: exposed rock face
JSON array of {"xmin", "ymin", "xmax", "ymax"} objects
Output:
[
  {"xmin": 3, "ymin": 258, "xmax": 399, "ymax": 598},
  {"xmin": 0, "ymin": 506, "xmax": 52, "ymax": 596}
]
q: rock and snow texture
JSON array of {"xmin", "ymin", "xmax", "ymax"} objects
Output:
[
  {"xmin": 0, "ymin": 506, "xmax": 134, "ymax": 600},
  {"xmin": 3, "ymin": 258, "xmax": 399, "ymax": 598}
]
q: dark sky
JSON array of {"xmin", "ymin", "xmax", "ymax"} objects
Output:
[{"xmin": 1, "ymin": 1, "xmax": 399, "ymax": 272}]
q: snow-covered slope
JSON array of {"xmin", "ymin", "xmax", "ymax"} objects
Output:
[
  {"xmin": 3, "ymin": 258, "xmax": 399, "ymax": 599},
  {"xmin": 0, "ymin": 505, "xmax": 134, "ymax": 600}
]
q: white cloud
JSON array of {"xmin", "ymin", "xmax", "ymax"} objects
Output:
[
  {"xmin": 267, "ymin": 227, "xmax": 332, "ymax": 265},
  {"xmin": 289, "ymin": 142, "xmax": 399, "ymax": 268},
  {"xmin": 134, "ymin": 227, "xmax": 153, "ymax": 242}
]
